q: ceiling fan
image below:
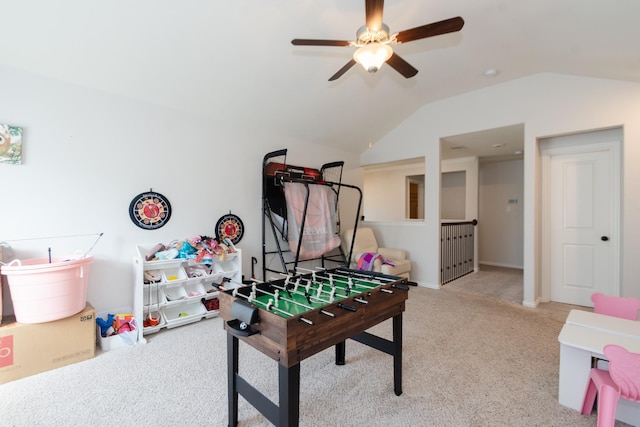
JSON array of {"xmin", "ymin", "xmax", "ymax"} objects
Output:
[{"xmin": 291, "ymin": 0, "xmax": 464, "ymax": 81}]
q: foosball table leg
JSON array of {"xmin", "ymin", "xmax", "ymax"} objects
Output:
[
  {"xmin": 227, "ymin": 334, "xmax": 239, "ymax": 427},
  {"xmin": 335, "ymin": 341, "xmax": 346, "ymax": 365},
  {"xmin": 227, "ymin": 331, "xmax": 301, "ymax": 426},
  {"xmin": 335, "ymin": 314, "xmax": 404, "ymax": 395},
  {"xmin": 278, "ymin": 363, "xmax": 300, "ymax": 427},
  {"xmin": 393, "ymin": 313, "xmax": 403, "ymax": 396}
]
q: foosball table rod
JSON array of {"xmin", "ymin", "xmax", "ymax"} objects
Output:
[
  {"xmin": 261, "ymin": 282, "xmax": 359, "ymax": 318},
  {"xmin": 232, "ymin": 283, "xmax": 356, "ymax": 324},
  {"xmin": 276, "ymin": 274, "xmax": 340, "ymax": 301},
  {"xmin": 305, "ymin": 267, "xmax": 397, "ymax": 284},
  {"xmin": 292, "ymin": 269, "xmax": 379, "ymax": 294},
  {"xmin": 275, "ymin": 275, "xmax": 338, "ymax": 302},
  {"xmin": 231, "ymin": 287, "xmax": 293, "ymax": 318},
  {"xmin": 314, "ymin": 269, "xmax": 410, "ymax": 292}
]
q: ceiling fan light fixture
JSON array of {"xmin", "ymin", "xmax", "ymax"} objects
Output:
[{"xmin": 353, "ymin": 43, "xmax": 393, "ymax": 75}]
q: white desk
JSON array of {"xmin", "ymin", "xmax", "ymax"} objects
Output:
[
  {"xmin": 566, "ymin": 309, "xmax": 640, "ymax": 338},
  {"xmin": 558, "ymin": 311, "xmax": 640, "ymax": 425}
]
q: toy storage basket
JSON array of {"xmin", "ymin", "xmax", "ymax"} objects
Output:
[{"xmin": 0, "ymin": 255, "xmax": 92, "ymax": 323}]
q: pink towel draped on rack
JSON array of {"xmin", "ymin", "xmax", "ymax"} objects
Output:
[{"xmin": 283, "ymin": 182, "xmax": 340, "ymax": 260}]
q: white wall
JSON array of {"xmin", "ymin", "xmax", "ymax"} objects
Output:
[
  {"xmin": 440, "ymin": 156, "xmax": 480, "ymax": 275},
  {"xmin": 4, "ymin": 69, "xmax": 639, "ymax": 312},
  {"xmin": 362, "ymin": 160, "xmax": 425, "ymax": 222},
  {"xmin": 0, "ymin": 65, "xmax": 360, "ymax": 314},
  {"xmin": 478, "ymin": 160, "xmax": 524, "ymax": 269},
  {"xmin": 360, "ymin": 73, "xmax": 640, "ymax": 303},
  {"xmin": 441, "ymin": 156, "xmax": 479, "ymax": 225},
  {"xmin": 441, "ymin": 171, "xmax": 466, "ymax": 220}
]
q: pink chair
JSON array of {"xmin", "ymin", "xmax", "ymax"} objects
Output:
[
  {"xmin": 591, "ymin": 292, "xmax": 640, "ymax": 321},
  {"xmin": 590, "ymin": 292, "xmax": 640, "ymax": 369},
  {"xmin": 581, "ymin": 344, "xmax": 640, "ymax": 426}
]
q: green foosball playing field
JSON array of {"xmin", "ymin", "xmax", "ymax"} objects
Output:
[{"xmin": 232, "ymin": 272, "xmax": 388, "ymax": 318}]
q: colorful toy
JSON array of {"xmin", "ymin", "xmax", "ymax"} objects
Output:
[
  {"xmin": 96, "ymin": 313, "xmax": 115, "ymax": 337},
  {"xmin": 115, "ymin": 313, "xmax": 135, "ymax": 333}
]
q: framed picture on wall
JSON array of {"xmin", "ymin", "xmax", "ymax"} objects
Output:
[{"xmin": 0, "ymin": 123, "xmax": 22, "ymax": 165}]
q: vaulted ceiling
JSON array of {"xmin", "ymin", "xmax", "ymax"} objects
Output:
[{"xmin": 2, "ymin": 1, "xmax": 639, "ymax": 154}]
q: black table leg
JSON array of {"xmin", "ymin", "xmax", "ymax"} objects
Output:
[
  {"xmin": 393, "ymin": 313, "xmax": 403, "ymax": 396},
  {"xmin": 279, "ymin": 363, "xmax": 300, "ymax": 427},
  {"xmin": 227, "ymin": 333, "xmax": 239, "ymax": 426},
  {"xmin": 335, "ymin": 340, "xmax": 346, "ymax": 365}
]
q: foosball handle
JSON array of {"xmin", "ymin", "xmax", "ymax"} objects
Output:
[{"xmin": 337, "ymin": 303, "xmax": 357, "ymax": 312}]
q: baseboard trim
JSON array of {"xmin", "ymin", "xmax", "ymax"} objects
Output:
[{"xmin": 478, "ymin": 261, "xmax": 523, "ymax": 270}]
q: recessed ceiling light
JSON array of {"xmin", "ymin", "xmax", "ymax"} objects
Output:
[
  {"xmin": 492, "ymin": 143, "xmax": 504, "ymax": 148},
  {"xmin": 514, "ymin": 150, "xmax": 523, "ymax": 155},
  {"xmin": 484, "ymin": 68, "xmax": 498, "ymax": 77}
]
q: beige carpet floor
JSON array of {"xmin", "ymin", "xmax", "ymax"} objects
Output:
[
  {"xmin": 445, "ymin": 264, "xmax": 525, "ymax": 304},
  {"xmin": 0, "ymin": 269, "xmax": 624, "ymax": 426},
  {"xmin": 443, "ymin": 264, "xmax": 587, "ymax": 323}
]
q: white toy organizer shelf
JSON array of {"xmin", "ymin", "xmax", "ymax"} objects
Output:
[{"xmin": 133, "ymin": 245, "xmax": 242, "ymax": 344}]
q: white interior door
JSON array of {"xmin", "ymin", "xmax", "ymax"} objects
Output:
[{"xmin": 542, "ymin": 133, "xmax": 620, "ymax": 306}]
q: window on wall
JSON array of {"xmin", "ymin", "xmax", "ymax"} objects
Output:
[{"xmin": 363, "ymin": 158, "xmax": 425, "ymax": 222}]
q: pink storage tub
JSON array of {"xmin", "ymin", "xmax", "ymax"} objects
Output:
[{"xmin": 1, "ymin": 255, "xmax": 92, "ymax": 323}]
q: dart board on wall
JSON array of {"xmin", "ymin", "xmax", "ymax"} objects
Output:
[
  {"xmin": 129, "ymin": 191, "xmax": 172, "ymax": 230},
  {"xmin": 215, "ymin": 212, "xmax": 244, "ymax": 244}
]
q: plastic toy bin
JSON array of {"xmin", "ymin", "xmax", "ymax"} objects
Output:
[
  {"xmin": 162, "ymin": 303, "xmax": 205, "ymax": 328},
  {"xmin": 1, "ymin": 255, "xmax": 92, "ymax": 324},
  {"xmin": 184, "ymin": 281, "xmax": 205, "ymax": 299},
  {"xmin": 161, "ymin": 285, "xmax": 188, "ymax": 304},
  {"xmin": 162, "ymin": 267, "xmax": 186, "ymax": 282},
  {"xmin": 96, "ymin": 307, "xmax": 138, "ymax": 351},
  {"xmin": 213, "ymin": 258, "xmax": 236, "ymax": 274}
]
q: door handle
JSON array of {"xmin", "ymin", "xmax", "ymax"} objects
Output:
[{"xmin": 601, "ymin": 236, "xmax": 609, "ymax": 241}]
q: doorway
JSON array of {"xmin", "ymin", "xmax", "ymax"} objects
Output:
[
  {"xmin": 440, "ymin": 124, "xmax": 523, "ymax": 301},
  {"xmin": 406, "ymin": 174, "xmax": 424, "ymax": 219},
  {"xmin": 540, "ymin": 128, "xmax": 621, "ymax": 306}
]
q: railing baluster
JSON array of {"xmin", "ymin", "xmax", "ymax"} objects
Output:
[{"xmin": 440, "ymin": 220, "xmax": 477, "ymax": 285}]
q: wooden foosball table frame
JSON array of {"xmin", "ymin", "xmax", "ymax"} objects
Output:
[{"xmin": 218, "ymin": 268, "xmax": 410, "ymax": 427}]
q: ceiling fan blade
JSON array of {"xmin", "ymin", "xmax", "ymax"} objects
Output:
[
  {"xmin": 291, "ymin": 39, "xmax": 351, "ymax": 47},
  {"xmin": 395, "ymin": 16, "xmax": 465, "ymax": 44},
  {"xmin": 328, "ymin": 59, "xmax": 357, "ymax": 81},
  {"xmin": 365, "ymin": 0, "xmax": 384, "ymax": 31},
  {"xmin": 386, "ymin": 53, "xmax": 418, "ymax": 79}
]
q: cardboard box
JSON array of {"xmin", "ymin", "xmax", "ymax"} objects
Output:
[
  {"xmin": 0, "ymin": 304, "xmax": 96, "ymax": 384},
  {"xmin": 0, "ymin": 244, "xmax": 15, "ymax": 324},
  {"xmin": 0, "ymin": 244, "xmax": 3, "ymax": 322}
]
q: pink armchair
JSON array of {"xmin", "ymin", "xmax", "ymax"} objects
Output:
[{"xmin": 341, "ymin": 228, "xmax": 411, "ymax": 279}]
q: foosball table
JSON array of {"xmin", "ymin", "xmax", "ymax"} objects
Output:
[{"xmin": 219, "ymin": 267, "xmax": 410, "ymax": 427}]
